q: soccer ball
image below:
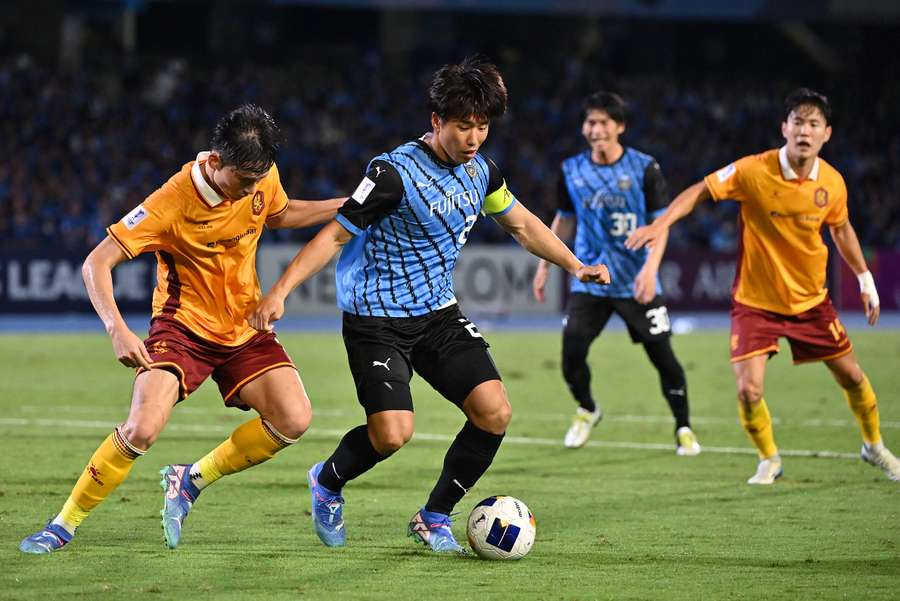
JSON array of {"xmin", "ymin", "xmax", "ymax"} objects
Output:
[{"xmin": 466, "ymin": 495, "xmax": 536, "ymax": 560}]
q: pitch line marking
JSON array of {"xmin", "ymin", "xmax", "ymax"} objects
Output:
[
  {"xmin": 0, "ymin": 417, "xmax": 859, "ymax": 460},
  {"xmin": 15, "ymin": 405, "xmax": 900, "ymax": 430}
]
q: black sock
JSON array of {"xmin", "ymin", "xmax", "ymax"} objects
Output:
[
  {"xmin": 562, "ymin": 333, "xmax": 597, "ymax": 412},
  {"xmin": 425, "ymin": 421, "xmax": 504, "ymax": 515},
  {"xmin": 318, "ymin": 425, "xmax": 385, "ymax": 492},
  {"xmin": 644, "ymin": 340, "xmax": 691, "ymax": 430}
]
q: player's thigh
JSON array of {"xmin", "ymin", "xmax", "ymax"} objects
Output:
[
  {"xmin": 122, "ymin": 369, "xmax": 181, "ymax": 448},
  {"xmin": 823, "ymin": 350, "xmax": 865, "ymax": 388},
  {"xmin": 730, "ymin": 301, "xmax": 782, "ymax": 363},
  {"xmin": 731, "ymin": 354, "xmax": 768, "ymax": 404},
  {"xmin": 612, "ymin": 296, "xmax": 672, "ymax": 344},
  {"xmin": 411, "ymin": 310, "xmax": 500, "ymax": 409},
  {"xmin": 562, "ymin": 293, "xmax": 613, "ymax": 340},
  {"xmin": 237, "ymin": 366, "xmax": 311, "ymax": 438},
  {"xmin": 784, "ymin": 298, "xmax": 853, "ymax": 365}
]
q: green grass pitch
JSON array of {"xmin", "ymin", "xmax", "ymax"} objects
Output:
[{"xmin": 1, "ymin": 328, "xmax": 898, "ymax": 600}]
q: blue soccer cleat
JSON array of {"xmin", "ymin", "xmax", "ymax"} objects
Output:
[
  {"xmin": 160, "ymin": 464, "xmax": 201, "ymax": 549},
  {"xmin": 407, "ymin": 508, "xmax": 467, "ymax": 554},
  {"xmin": 19, "ymin": 522, "xmax": 73, "ymax": 554},
  {"xmin": 307, "ymin": 462, "xmax": 346, "ymax": 547}
]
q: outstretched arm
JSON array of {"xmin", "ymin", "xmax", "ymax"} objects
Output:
[
  {"xmin": 495, "ymin": 203, "xmax": 609, "ymax": 285},
  {"xmin": 830, "ymin": 220, "xmax": 879, "ymax": 326},
  {"xmin": 249, "ymin": 220, "xmax": 354, "ymax": 331},
  {"xmin": 532, "ymin": 213, "xmax": 576, "ymax": 303},
  {"xmin": 625, "ymin": 180, "xmax": 711, "ymax": 251},
  {"xmin": 266, "ymin": 197, "xmax": 347, "ymax": 229},
  {"xmin": 82, "ymin": 237, "xmax": 153, "ymax": 369},
  {"xmin": 633, "ymin": 225, "xmax": 669, "ymax": 305}
]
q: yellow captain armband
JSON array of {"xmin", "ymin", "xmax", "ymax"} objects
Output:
[{"xmin": 483, "ymin": 181, "xmax": 517, "ymax": 216}]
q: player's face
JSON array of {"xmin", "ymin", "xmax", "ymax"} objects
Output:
[
  {"xmin": 582, "ymin": 109, "xmax": 625, "ymax": 153},
  {"xmin": 207, "ymin": 152, "xmax": 268, "ymax": 200},
  {"xmin": 432, "ymin": 114, "xmax": 490, "ymax": 164},
  {"xmin": 782, "ymin": 105, "xmax": 832, "ymax": 161}
]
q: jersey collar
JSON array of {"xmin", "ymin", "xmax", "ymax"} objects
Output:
[
  {"xmin": 415, "ymin": 135, "xmax": 461, "ymax": 169},
  {"xmin": 191, "ymin": 151, "xmax": 226, "ymax": 207},
  {"xmin": 778, "ymin": 145, "xmax": 819, "ymax": 181}
]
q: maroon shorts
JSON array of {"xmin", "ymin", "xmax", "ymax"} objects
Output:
[
  {"xmin": 730, "ymin": 298, "xmax": 853, "ymax": 364},
  {"xmin": 139, "ymin": 317, "xmax": 295, "ymax": 408}
]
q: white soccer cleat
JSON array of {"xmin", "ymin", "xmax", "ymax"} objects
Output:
[
  {"xmin": 564, "ymin": 407, "xmax": 603, "ymax": 448},
  {"xmin": 860, "ymin": 443, "xmax": 900, "ymax": 482},
  {"xmin": 747, "ymin": 456, "xmax": 783, "ymax": 485},
  {"xmin": 675, "ymin": 427, "xmax": 701, "ymax": 456}
]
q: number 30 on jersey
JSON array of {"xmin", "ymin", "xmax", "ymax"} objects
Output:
[{"xmin": 610, "ymin": 212, "xmax": 637, "ymax": 236}]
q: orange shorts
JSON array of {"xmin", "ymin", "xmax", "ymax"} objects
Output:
[
  {"xmin": 730, "ymin": 298, "xmax": 852, "ymax": 364},
  {"xmin": 139, "ymin": 316, "xmax": 295, "ymax": 407}
]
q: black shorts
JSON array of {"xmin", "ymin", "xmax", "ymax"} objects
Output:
[
  {"xmin": 563, "ymin": 293, "xmax": 673, "ymax": 344},
  {"xmin": 342, "ymin": 304, "xmax": 501, "ymax": 415}
]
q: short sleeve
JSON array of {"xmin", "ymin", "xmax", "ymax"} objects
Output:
[
  {"xmin": 703, "ymin": 155, "xmax": 756, "ymax": 203},
  {"xmin": 556, "ymin": 168, "xmax": 575, "ymax": 216},
  {"xmin": 336, "ymin": 160, "xmax": 404, "ymax": 235},
  {"xmin": 107, "ymin": 181, "xmax": 180, "ymax": 259},
  {"xmin": 266, "ymin": 163, "xmax": 289, "ymax": 219},
  {"xmin": 482, "ymin": 157, "xmax": 517, "ymax": 216},
  {"xmin": 824, "ymin": 174, "xmax": 849, "ymax": 226},
  {"xmin": 642, "ymin": 160, "xmax": 669, "ymax": 218}
]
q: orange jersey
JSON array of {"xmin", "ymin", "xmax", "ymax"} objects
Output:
[
  {"xmin": 704, "ymin": 147, "xmax": 848, "ymax": 315},
  {"xmin": 107, "ymin": 152, "xmax": 289, "ymax": 346}
]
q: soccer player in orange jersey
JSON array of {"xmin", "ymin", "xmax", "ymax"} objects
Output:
[
  {"xmin": 20, "ymin": 104, "xmax": 346, "ymax": 553},
  {"xmin": 626, "ymin": 88, "xmax": 899, "ymax": 485}
]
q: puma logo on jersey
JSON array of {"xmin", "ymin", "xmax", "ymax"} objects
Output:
[
  {"xmin": 373, "ymin": 166, "xmax": 385, "ymax": 179},
  {"xmin": 372, "ymin": 357, "xmax": 392, "ymax": 371}
]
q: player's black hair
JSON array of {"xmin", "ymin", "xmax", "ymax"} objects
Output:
[
  {"xmin": 211, "ymin": 104, "xmax": 280, "ymax": 173},
  {"xmin": 427, "ymin": 55, "xmax": 508, "ymax": 122},
  {"xmin": 583, "ymin": 91, "xmax": 627, "ymax": 124},
  {"xmin": 783, "ymin": 88, "xmax": 832, "ymax": 125}
]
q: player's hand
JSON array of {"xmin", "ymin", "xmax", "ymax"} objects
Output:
[
  {"xmin": 533, "ymin": 263, "xmax": 550, "ymax": 303},
  {"xmin": 625, "ymin": 222, "xmax": 666, "ymax": 251},
  {"xmin": 633, "ymin": 268, "xmax": 656, "ymax": 305},
  {"xmin": 109, "ymin": 325, "xmax": 153, "ymax": 370},
  {"xmin": 862, "ymin": 292, "xmax": 880, "ymax": 326},
  {"xmin": 249, "ymin": 294, "xmax": 285, "ymax": 332},
  {"xmin": 575, "ymin": 264, "xmax": 610, "ymax": 285}
]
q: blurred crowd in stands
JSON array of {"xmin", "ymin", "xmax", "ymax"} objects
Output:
[{"xmin": 2, "ymin": 49, "xmax": 898, "ymax": 252}]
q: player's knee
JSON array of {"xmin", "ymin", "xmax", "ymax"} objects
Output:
[
  {"xmin": 119, "ymin": 420, "xmax": 160, "ymax": 451},
  {"xmin": 369, "ymin": 424, "xmax": 413, "ymax": 456},
  {"xmin": 834, "ymin": 365, "xmax": 865, "ymax": 389},
  {"xmin": 737, "ymin": 379, "xmax": 763, "ymax": 405},
  {"xmin": 469, "ymin": 396, "xmax": 512, "ymax": 435},
  {"xmin": 270, "ymin": 407, "xmax": 311, "ymax": 440}
]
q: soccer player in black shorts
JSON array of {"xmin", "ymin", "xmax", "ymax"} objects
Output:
[{"xmin": 533, "ymin": 92, "xmax": 700, "ymax": 454}]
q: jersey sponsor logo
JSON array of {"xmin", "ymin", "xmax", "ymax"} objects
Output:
[
  {"xmin": 583, "ymin": 191, "xmax": 627, "ymax": 210},
  {"xmin": 122, "ymin": 204, "xmax": 148, "ymax": 230},
  {"xmin": 429, "ymin": 186, "xmax": 477, "ymax": 216},
  {"xmin": 251, "ymin": 190, "xmax": 265, "ymax": 216},
  {"xmin": 617, "ymin": 174, "xmax": 632, "ymax": 191},
  {"xmin": 206, "ymin": 227, "xmax": 258, "ymax": 248},
  {"xmin": 716, "ymin": 163, "xmax": 736, "ymax": 182},
  {"xmin": 351, "ymin": 176, "xmax": 377, "ymax": 204},
  {"xmin": 814, "ymin": 187, "xmax": 829, "ymax": 208}
]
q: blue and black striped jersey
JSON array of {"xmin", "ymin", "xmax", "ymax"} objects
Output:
[
  {"xmin": 558, "ymin": 147, "xmax": 669, "ymax": 298},
  {"xmin": 335, "ymin": 137, "xmax": 517, "ymax": 317}
]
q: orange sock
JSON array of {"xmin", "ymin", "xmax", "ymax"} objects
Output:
[
  {"xmin": 52, "ymin": 428, "xmax": 144, "ymax": 533},
  {"xmin": 843, "ymin": 375, "xmax": 881, "ymax": 446},
  {"xmin": 188, "ymin": 417, "xmax": 296, "ymax": 490},
  {"xmin": 738, "ymin": 398, "xmax": 779, "ymax": 459}
]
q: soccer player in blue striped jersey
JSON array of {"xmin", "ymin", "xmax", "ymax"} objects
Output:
[
  {"xmin": 250, "ymin": 57, "xmax": 610, "ymax": 553},
  {"xmin": 533, "ymin": 92, "xmax": 700, "ymax": 455}
]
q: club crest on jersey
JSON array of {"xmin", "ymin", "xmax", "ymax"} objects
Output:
[
  {"xmin": 617, "ymin": 174, "xmax": 632, "ymax": 191},
  {"xmin": 465, "ymin": 161, "xmax": 477, "ymax": 179},
  {"xmin": 814, "ymin": 187, "xmax": 828, "ymax": 208},
  {"xmin": 251, "ymin": 191, "xmax": 265, "ymax": 216}
]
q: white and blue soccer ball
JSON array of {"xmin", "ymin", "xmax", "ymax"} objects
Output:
[{"xmin": 466, "ymin": 495, "xmax": 536, "ymax": 560}]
